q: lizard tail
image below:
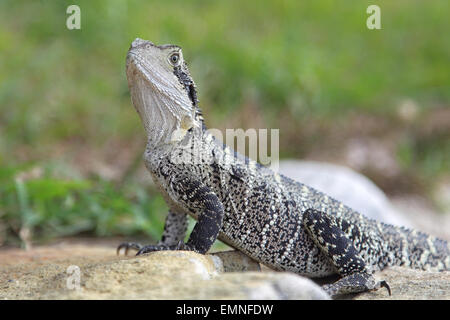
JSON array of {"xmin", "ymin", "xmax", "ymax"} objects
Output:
[{"xmin": 382, "ymin": 224, "xmax": 450, "ymax": 271}]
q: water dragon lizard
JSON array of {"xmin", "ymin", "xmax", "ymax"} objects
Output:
[{"xmin": 117, "ymin": 38, "xmax": 450, "ymax": 297}]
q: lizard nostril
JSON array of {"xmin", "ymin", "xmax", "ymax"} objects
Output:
[
  {"xmin": 130, "ymin": 38, "xmax": 154, "ymax": 49},
  {"xmin": 131, "ymin": 38, "xmax": 144, "ymax": 48}
]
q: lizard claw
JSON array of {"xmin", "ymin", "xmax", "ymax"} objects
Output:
[
  {"xmin": 117, "ymin": 242, "xmax": 143, "ymax": 256},
  {"xmin": 379, "ymin": 280, "xmax": 392, "ymax": 296},
  {"xmin": 175, "ymin": 240, "xmax": 193, "ymax": 251}
]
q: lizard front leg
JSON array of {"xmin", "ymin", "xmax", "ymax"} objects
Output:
[
  {"xmin": 117, "ymin": 211, "xmax": 188, "ymax": 255},
  {"xmin": 136, "ymin": 176, "xmax": 224, "ymax": 255},
  {"xmin": 303, "ymin": 208, "xmax": 391, "ymax": 297}
]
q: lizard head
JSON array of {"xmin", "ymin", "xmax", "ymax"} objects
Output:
[{"xmin": 126, "ymin": 38, "xmax": 203, "ymax": 146}]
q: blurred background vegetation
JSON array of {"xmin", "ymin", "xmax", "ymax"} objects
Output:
[{"xmin": 0, "ymin": 0, "xmax": 449, "ymax": 248}]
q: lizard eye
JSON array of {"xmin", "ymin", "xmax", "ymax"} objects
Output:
[{"xmin": 169, "ymin": 52, "xmax": 180, "ymax": 65}]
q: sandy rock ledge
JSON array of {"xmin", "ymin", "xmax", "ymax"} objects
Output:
[
  {"xmin": 1, "ymin": 244, "xmax": 449, "ymax": 300},
  {"xmin": 0, "ymin": 245, "xmax": 328, "ymax": 299}
]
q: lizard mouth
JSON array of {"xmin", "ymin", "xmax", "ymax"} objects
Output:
[{"xmin": 126, "ymin": 52, "xmax": 151, "ymax": 83}]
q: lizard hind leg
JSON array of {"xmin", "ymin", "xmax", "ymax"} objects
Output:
[
  {"xmin": 116, "ymin": 211, "xmax": 188, "ymax": 256},
  {"xmin": 303, "ymin": 208, "xmax": 391, "ymax": 297}
]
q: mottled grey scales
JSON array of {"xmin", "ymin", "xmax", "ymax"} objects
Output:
[{"xmin": 117, "ymin": 38, "xmax": 450, "ymax": 297}]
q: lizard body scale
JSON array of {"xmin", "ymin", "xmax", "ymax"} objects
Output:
[{"xmin": 118, "ymin": 38, "xmax": 450, "ymax": 297}]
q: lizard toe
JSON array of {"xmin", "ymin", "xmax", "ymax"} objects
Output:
[{"xmin": 117, "ymin": 242, "xmax": 143, "ymax": 256}]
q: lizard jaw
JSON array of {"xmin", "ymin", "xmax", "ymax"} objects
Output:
[{"xmin": 126, "ymin": 39, "xmax": 199, "ymax": 146}]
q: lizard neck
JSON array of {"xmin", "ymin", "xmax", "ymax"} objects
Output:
[{"xmin": 144, "ymin": 122, "xmax": 209, "ymax": 168}]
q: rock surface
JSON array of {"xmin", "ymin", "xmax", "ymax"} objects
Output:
[
  {"xmin": 354, "ymin": 267, "xmax": 450, "ymax": 300},
  {"xmin": 1, "ymin": 242, "xmax": 448, "ymax": 300},
  {"xmin": 0, "ymin": 243, "xmax": 328, "ymax": 300}
]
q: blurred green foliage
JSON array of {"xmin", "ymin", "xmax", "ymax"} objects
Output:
[
  {"xmin": 0, "ymin": 0, "xmax": 448, "ymax": 245},
  {"xmin": 0, "ymin": 164, "xmax": 168, "ymax": 246}
]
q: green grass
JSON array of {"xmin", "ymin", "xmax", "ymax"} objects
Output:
[
  {"xmin": 0, "ymin": 0, "xmax": 448, "ymax": 245},
  {"xmin": 0, "ymin": 164, "xmax": 168, "ymax": 246}
]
